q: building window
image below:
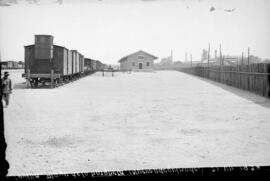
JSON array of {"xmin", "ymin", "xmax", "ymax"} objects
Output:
[
  {"xmin": 146, "ymin": 62, "xmax": 150, "ymax": 66},
  {"xmin": 132, "ymin": 62, "xmax": 135, "ymax": 66},
  {"xmin": 138, "ymin": 55, "xmax": 144, "ymax": 60}
]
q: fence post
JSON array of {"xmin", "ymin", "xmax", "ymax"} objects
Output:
[
  {"xmin": 247, "ymin": 47, "xmax": 250, "ymax": 90},
  {"xmin": 241, "ymin": 52, "xmax": 244, "ymax": 65},
  {"xmin": 219, "ymin": 44, "xmax": 222, "ymax": 82},
  {"xmin": 50, "ymin": 69, "xmax": 54, "ymax": 88},
  {"xmin": 26, "ymin": 69, "xmax": 31, "ymax": 88},
  {"xmin": 190, "ymin": 54, "xmax": 192, "ymax": 67}
]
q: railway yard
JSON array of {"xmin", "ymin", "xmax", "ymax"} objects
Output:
[
  {"xmin": 1, "ymin": 0, "xmax": 270, "ymax": 178},
  {"xmin": 4, "ymin": 69, "xmax": 270, "ymax": 176}
]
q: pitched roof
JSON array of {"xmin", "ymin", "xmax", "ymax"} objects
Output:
[{"xmin": 118, "ymin": 50, "xmax": 158, "ymax": 62}]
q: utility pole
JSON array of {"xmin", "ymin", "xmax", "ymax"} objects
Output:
[
  {"xmin": 247, "ymin": 47, "xmax": 250, "ymax": 65},
  {"xmin": 219, "ymin": 44, "xmax": 222, "ymax": 82},
  {"xmin": 171, "ymin": 49, "xmax": 173, "ymax": 63},
  {"xmin": 241, "ymin": 52, "xmax": 244, "ymax": 65},
  {"xmin": 190, "ymin": 54, "xmax": 192, "ymax": 67},
  {"xmin": 219, "ymin": 44, "xmax": 222, "ymax": 67},
  {"xmin": 215, "ymin": 49, "xmax": 217, "ymax": 60},
  {"xmin": 208, "ymin": 43, "xmax": 210, "ymax": 67}
]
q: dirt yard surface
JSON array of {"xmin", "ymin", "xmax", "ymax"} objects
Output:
[{"xmin": 4, "ymin": 70, "xmax": 270, "ymax": 176}]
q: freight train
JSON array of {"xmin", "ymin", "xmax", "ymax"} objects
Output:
[{"xmin": 23, "ymin": 35, "xmax": 107, "ymax": 88}]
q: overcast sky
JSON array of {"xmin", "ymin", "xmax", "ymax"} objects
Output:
[{"xmin": 0, "ymin": 0, "xmax": 270, "ymax": 64}]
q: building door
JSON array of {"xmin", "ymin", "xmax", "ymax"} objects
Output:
[{"xmin": 139, "ymin": 63, "xmax": 143, "ymax": 69}]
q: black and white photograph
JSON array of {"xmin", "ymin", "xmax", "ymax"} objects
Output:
[{"xmin": 1, "ymin": 0, "xmax": 270, "ymax": 178}]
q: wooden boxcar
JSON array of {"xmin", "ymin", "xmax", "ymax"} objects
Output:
[
  {"xmin": 96, "ymin": 60, "xmax": 102, "ymax": 71},
  {"xmin": 84, "ymin": 58, "xmax": 91, "ymax": 71},
  {"xmin": 23, "ymin": 35, "xmax": 107, "ymax": 88},
  {"xmin": 79, "ymin": 53, "xmax": 84, "ymax": 72},
  {"xmin": 24, "ymin": 44, "xmax": 79, "ymax": 87},
  {"xmin": 25, "ymin": 45, "xmax": 70, "ymax": 75},
  {"xmin": 92, "ymin": 59, "xmax": 97, "ymax": 70},
  {"xmin": 67, "ymin": 50, "xmax": 73, "ymax": 75},
  {"xmin": 71, "ymin": 50, "xmax": 77, "ymax": 74},
  {"xmin": 96, "ymin": 60, "xmax": 107, "ymax": 71},
  {"xmin": 84, "ymin": 58, "xmax": 97, "ymax": 71}
]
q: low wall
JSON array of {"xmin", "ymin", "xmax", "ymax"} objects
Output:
[{"xmin": 177, "ymin": 63, "xmax": 270, "ymax": 98}]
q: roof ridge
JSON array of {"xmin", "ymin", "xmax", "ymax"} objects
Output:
[{"xmin": 118, "ymin": 50, "xmax": 158, "ymax": 62}]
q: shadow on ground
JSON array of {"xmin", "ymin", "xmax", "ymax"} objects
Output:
[
  {"xmin": 186, "ymin": 73, "xmax": 270, "ymax": 110},
  {"xmin": 13, "ymin": 82, "xmax": 55, "ymax": 89},
  {"xmin": 13, "ymin": 82, "xmax": 27, "ymax": 89}
]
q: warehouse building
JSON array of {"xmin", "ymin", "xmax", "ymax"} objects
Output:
[
  {"xmin": 118, "ymin": 50, "xmax": 158, "ymax": 71},
  {"xmin": 1, "ymin": 61, "xmax": 19, "ymax": 69}
]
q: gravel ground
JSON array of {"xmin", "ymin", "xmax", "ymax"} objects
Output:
[{"xmin": 4, "ymin": 70, "xmax": 270, "ymax": 176}]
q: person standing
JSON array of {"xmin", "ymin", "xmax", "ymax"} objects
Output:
[{"xmin": 1, "ymin": 72, "xmax": 12, "ymax": 108}]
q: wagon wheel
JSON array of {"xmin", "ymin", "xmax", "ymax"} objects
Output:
[
  {"xmin": 59, "ymin": 78, "xmax": 64, "ymax": 85},
  {"xmin": 30, "ymin": 79, "xmax": 38, "ymax": 88},
  {"xmin": 34, "ymin": 79, "xmax": 38, "ymax": 88},
  {"xmin": 54, "ymin": 79, "xmax": 59, "ymax": 87},
  {"xmin": 30, "ymin": 81, "xmax": 35, "ymax": 88}
]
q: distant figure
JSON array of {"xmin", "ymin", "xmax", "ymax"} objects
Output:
[{"xmin": 1, "ymin": 72, "xmax": 12, "ymax": 108}]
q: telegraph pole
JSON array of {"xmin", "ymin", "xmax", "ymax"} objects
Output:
[
  {"xmin": 247, "ymin": 47, "xmax": 250, "ymax": 65},
  {"xmin": 241, "ymin": 52, "xmax": 244, "ymax": 65},
  {"xmin": 215, "ymin": 49, "xmax": 217, "ymax": 60},
  {"xmin": 208, "ymin": 43, "xmax": 210, "ymax": 67},
  {"xmin": 219, "ymin": 44, "xmax": 222, "ymax": 67},
  {"xmin": 171, "ymin": 49, "xmax": 173, "ymax": 63},
  {"xmin": 190, "ymin": 54, "xmax": 192, "ymax": 67},
  {"xmin": 219, "ymin": 44, "xmax": 222, "ymax": 82}
]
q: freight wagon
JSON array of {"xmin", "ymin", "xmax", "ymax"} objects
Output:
[
  {"xmin": 23, "ymin": 35, "xmax": 106, "ymax": 88},
  {"xmin": 23, "ymin": 35, "xmax": 84, "ymax": 88},
  {"xmin": 24, "ymin": 44, "xmax": 80, "ymax": 87},
  {"xmin": 84, "ymin": 58, "xmax": 96, "ymax": 71},
  {"xmin": 96, "ymin": 60, "xmax": 107, "ymax": 71}
]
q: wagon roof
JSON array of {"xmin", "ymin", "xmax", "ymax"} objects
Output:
[
  {"xmin": 24, "ymin": 44, "xmax": 34, "ymax": 47},
  {"xmin": 24, "ymin": 44, "xmax": 68, "ymax": 50},
  {"xmin": 118, "ymin": 50, "xmax": 158, "ymax": 62},
  {"xmin": 54, "ymin": 45, "xmax": 69, "ymax": 50}
]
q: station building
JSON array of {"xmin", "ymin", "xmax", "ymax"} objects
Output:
[{"xmin": 118, "ymin": 50, "xmax": 158, "ymax": 71}]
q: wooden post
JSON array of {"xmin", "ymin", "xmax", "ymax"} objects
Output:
[
  {"xmin": 219, "ymin": 44, "xmax": 222, "ymax": 66},
  {"xmin": 247, "ymin": 47, "xmax": 250, "ymax": 90},
  {"xmin": 237, "ymin": 57, "xmax": 239, "ymax": 88},
  {"xmin": 50, "ymin": 69, "xmax": 54, "ymax": 88},
  {"xmin": 219, "ymin": 44, "xmax": 222, "ymax": 82},
  {"xmin": 27, "ymin": 69, "xmax": 30, "ymax": 88},
  {"xmin": 171, "ymin": 49, "xmax": 173, "ymax": 62},
  {"xmin": 102, "ymin": 70, "xmax": 104, "ymax": 77},
  {"xmin": 190, "ymin": 54, "xmax": 192, "ymax": 67},
  {"xmin": 208, "ymin": 43, "xmax": 211, "ymax": 79},
  {"xmin": 241, "ymin": 52, "xmax": 244, "ymax": 65},
  {"xmin": 247, "ymin": 47, "xmax": 250, "ymax": 66},
  {"xmin": 208, "ymin": 43, "xmax": 210, "ymax": 67}
]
